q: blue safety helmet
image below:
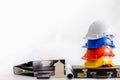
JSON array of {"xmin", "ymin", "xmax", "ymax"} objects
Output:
[{"xmin": 83, "ymin": 37, "xmax": 115, "ymax": 48}]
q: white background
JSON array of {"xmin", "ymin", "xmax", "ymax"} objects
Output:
[{"xmin": 0, "ymin": 0, "xmax": 120, "ymax": 79}]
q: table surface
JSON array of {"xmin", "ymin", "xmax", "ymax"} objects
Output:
[{"xmin": 0, "ymin": 74, "xmax": 120, "ymax": 80}]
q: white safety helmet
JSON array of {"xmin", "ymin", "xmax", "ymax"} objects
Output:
[{"xmin": 84, "ymin": 20, "xmax": 114, "ymax": 39}]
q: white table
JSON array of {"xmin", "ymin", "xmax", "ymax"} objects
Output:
[{"xmin": 0, "ymin": 74, "xmax": 120, "ymax": 80}]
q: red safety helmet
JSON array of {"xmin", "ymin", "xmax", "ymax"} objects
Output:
[{"xmin": 82, "ymin": 46, "xmax": 115, "ymax": 60}]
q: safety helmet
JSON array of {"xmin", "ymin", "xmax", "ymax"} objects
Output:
[
  {"xmin": 82, "ymin": 37, "xmax": 115, "ymax": 48},
  {"xmin": 81, "ymin": 46, "xmax": 115, "ymax": 60},
  {"xmin": 84, "ymin": 56, "xmax": 114, "ymax": 68},
  {"xmin": 84, "ymin": 20, "xmax": 114, "ymax": 39},
  {"xmin": 101, "ymin": 56, "xmax": 114, "ymax": 67}
]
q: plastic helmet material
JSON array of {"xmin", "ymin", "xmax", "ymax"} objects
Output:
[
  {"xmin": 101, "ymin": 56, "xmax": 114, "ymax": 67},
  {"xmin": 82, "ymin": 37, "xmax": 115, "ymax": 48},
  {"xmin": 84, "ymin": 20, "xmax": 114, "ymax": 39},
  {"xmin": 84, "ymin": 56, "xmax": 114, "ymax": 68},
  {"xmin": 81, "ymin": 46, "xmax": 115, "ymax": 60}
]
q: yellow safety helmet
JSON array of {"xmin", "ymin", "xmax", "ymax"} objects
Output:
[{"xmin": 84, "ymin": 56, "xmax": 114, "ymax": 68}]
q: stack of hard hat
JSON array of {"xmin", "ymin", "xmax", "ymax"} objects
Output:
[{"xmin": 81, "ymin": 20, "xmax": 115, "ymax": 68}]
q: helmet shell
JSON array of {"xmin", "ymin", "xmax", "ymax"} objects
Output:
[
  {"xmin": 84, "ymin": 56, "xmax": 114, "ymax": 68},
  {"xmin": 83, "ymin": 37, "xmax": 115, "ymax": 48},
  {"xmin": 84, "ymin": 20, "xmax": 114, "ymax": 39},
  {"xmin": 82, "ymin": 46, "xmax": 115, "ymax": 60}
]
